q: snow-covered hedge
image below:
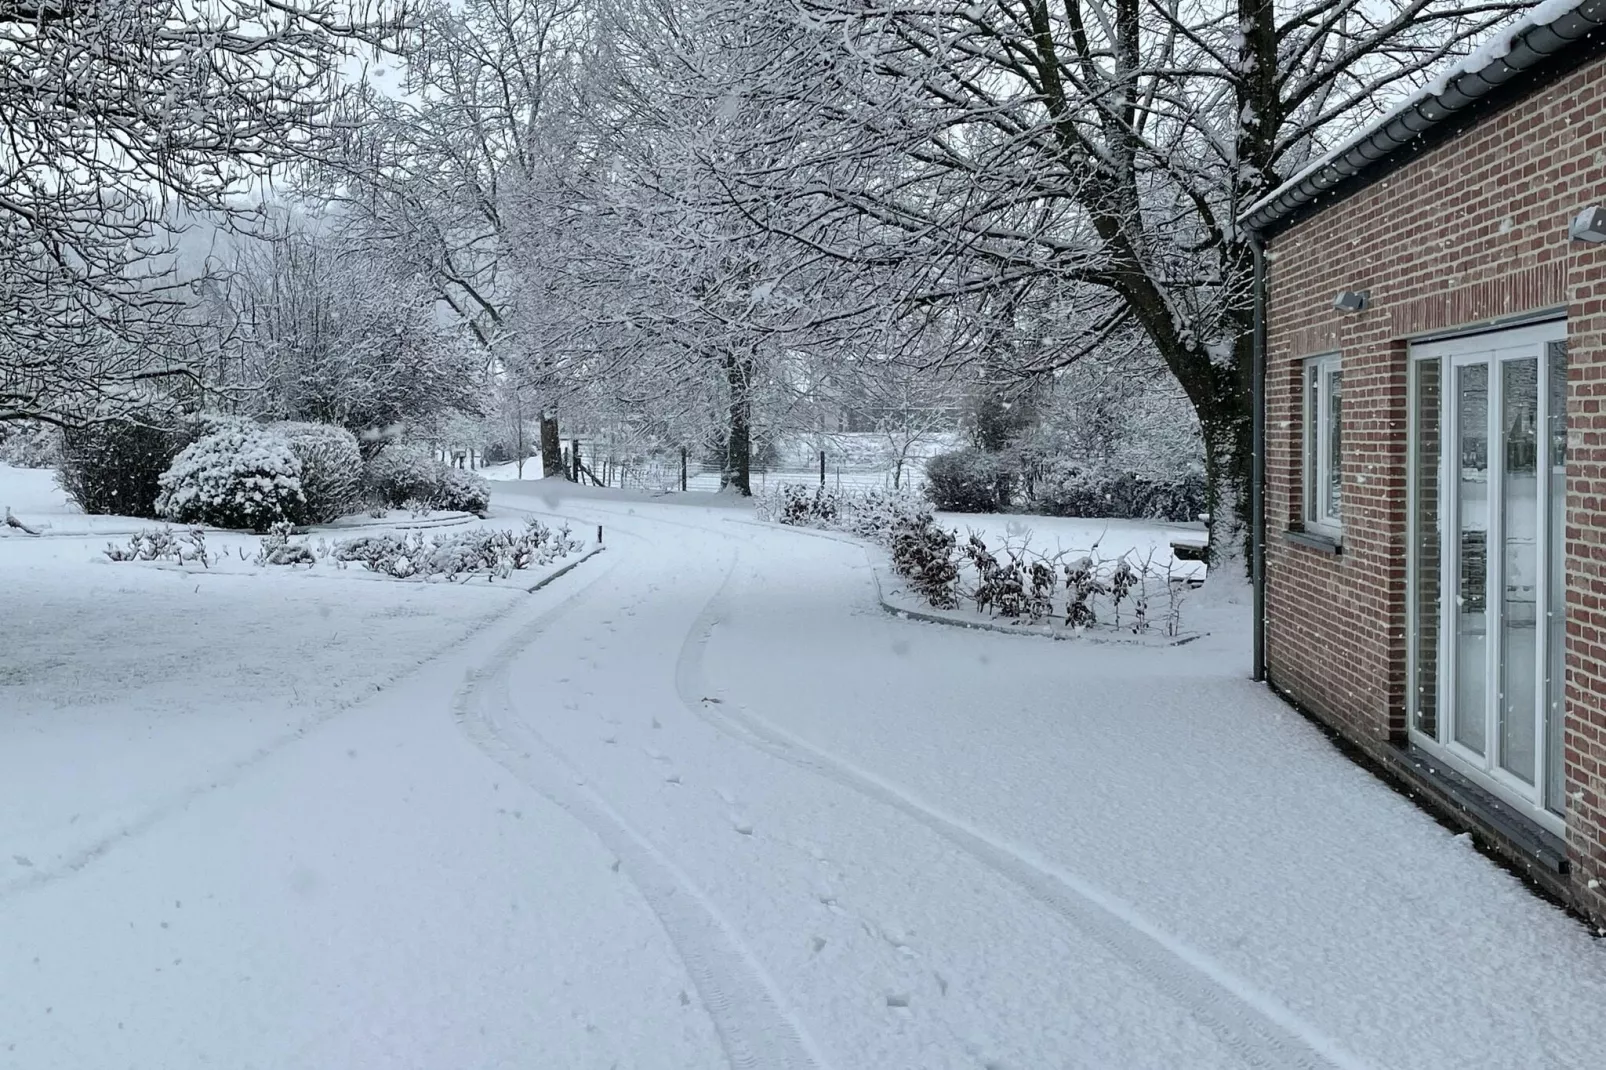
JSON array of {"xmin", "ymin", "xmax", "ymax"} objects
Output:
[
  {"xmin": 155, "ymin": 426, "xmax": 306, "ymax": 532},
  {"xmin": 273, "ymin": 421, "xmax": 363, "ymax": 523},
  {"xmin": 365, "ymin": 444, "xmax": 491, "ymax": 517},
  {"xmin": 1031, "ymin": 459, "xmax": 1205, "ymax": 524}
]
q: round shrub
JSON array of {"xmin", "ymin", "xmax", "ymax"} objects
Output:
[
  {"xmin": 435, "ymin": 467, "xmax": 492, "ymax": 517},
  {"xmin": 364, "ymin": 443, "xmax": 440, "ymax": 508},
  {"xmin": 57, "ymin": 419, "xmax": 188, "ymax": 518},
  {"xmin": 364, "ymin": 444, "xmax": 492, "ymax": 517},
  {"xmin": 273, "ymin": 421, "xmax": 363, "ymax": 523},
  {"xmin": 923, "ymin": 448, "xmax": 1011, "ymax": 513},
  {"xmin": 156, "ymin": 426, "xmax": 306, "ymax": 532}
]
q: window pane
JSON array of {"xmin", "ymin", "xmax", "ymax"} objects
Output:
[
  {"xmin": 1547, "ymin": 339, "xmax": 1569, "ymax": 813},
  {"xmin": 1413, "ymin": 358, "xmax": 1442, "ymax": 738},
  {"xmin": 1455, "ymin": 361, "xmax": 1489, "ymax": 756},
  {"xmin": 1326, "ymin": 368, "xmax": 1342, "ymax": 522},
  {"xmin": 1305, "ymin": 362, "xmax": 1320, "ymax": 524},
  {"xmin": 1499, "ymin": 357, "xmax": 1538, "ymax": 784}
]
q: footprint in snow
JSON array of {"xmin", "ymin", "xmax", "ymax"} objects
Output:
[
  {"xmin": 885, "ymin": 992, "xmax": 911, "ymax": 1010},
  {"xmin": 12, "ymin": 855, "xmax": 33, "ymax": 868},
  {"xmin": 665, "ymin": 773, "xmax": 682, "ymax": 785},
  {"xmin": 732, "ymin": 819, "xmax": 754, "ymax": 836},
  {"xmin": 810, "ymin": 936, "xmax": 827, "ymax": 955}
]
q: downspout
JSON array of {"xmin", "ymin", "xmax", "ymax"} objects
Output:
[{"xmin": 1250, "ymin": 235, "xmax": 1268, "ymax": 683}]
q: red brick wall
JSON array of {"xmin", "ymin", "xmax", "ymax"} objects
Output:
[{"xmin": 1264, "ymin": 53, "xmax": 1606, "ymax": 924}]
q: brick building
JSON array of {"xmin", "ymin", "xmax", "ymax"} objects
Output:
[{"xmin": 1243, "ymin": 0, "xmax": 1606, "ymax": 926}]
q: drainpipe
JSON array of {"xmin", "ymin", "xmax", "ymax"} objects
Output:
[{"xmin": 1250, "ymin": 236, "xmax": 1268, "ymax": 683}]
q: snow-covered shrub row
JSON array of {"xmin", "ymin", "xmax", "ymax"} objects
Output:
[
  {"xmin": 954, "ymin": 532, "xmax": 1190, "ymax": 637},
  {"xmin": 104, "ymin": 527, "xmax": 213, "ymax": 568},
  {"xmin": 364, "ymin": 444, "xmax": 492, "ymax": 517},
  {"xmin": 331, "ymin": 519, "xmax": 582, "ymax": 581},
  {"xmin": 155, "ymin": 425, "xmax": 307, "ymax": 533},
  {"xmin": 757, "ymin": 484, "xmax": 932, "ymax": 545},
  {"xmin": 1, "ymin": 421, "xmax": 59, "ymax": 468},
  {"xmin": 273, "ymin": 422, "xmax": 364, "ymax": 523}
]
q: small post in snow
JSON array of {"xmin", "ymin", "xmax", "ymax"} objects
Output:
[
  {"xmin": 680, "ymin": 446, "xmax": 688, "ymax": 492},
  {"xmin": 819, "ymin": 450, "xmax": 826, "ymax": 486},
  {"xmin": 597, "ymin": 524, "xmax": 603, "ymax": 547}
]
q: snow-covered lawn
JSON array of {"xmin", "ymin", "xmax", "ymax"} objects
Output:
[
  {"xmin": 0, "ymin": 465, "xmax": 596, "ymax": 895},
  {"xmin": 3, "ymin": 472, "xmax": 1604, "ymax": 1069}
]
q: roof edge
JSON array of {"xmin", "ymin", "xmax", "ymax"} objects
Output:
[{"xmin": 1243, "ymin": 0, "xmax": 1606, "ymax": 240}]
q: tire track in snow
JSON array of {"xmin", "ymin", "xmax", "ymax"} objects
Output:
[
  {"xmin": 450, "ymin": 542, "xmax": 829, "ymax": 1070},
  {"xmin": 675, "ymin": 557, "xmax": 1372, "ymax": 1070}
]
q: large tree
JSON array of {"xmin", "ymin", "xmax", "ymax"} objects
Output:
[{"xmin": 694, "ymin": 0, "xmax": 1521, "ymax": 570}]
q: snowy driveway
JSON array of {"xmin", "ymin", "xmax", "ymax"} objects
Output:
[{"xmin": 3, "ymin": 486, "xmax": 1604, "ymax": 1070}]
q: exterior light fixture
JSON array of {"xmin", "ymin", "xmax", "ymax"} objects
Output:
[
  {"xmin": 1334, "ymin": 290, "xmax": 1369, "ymax": 312},
  {"xmin": 1569, "ymin": 204, "xmax": 1606, "ymax": 243}
]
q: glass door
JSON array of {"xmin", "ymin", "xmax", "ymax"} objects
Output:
[{"xmin": 1408, "ymin": 321, "xmax": 1568, "ymax": 830}]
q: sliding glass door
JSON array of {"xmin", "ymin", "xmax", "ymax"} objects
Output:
[{"xmin": 1408, "ymin": 321, "xmax": 1568, "ymax": 829}]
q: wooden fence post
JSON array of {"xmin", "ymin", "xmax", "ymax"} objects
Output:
[
  {"xmin": 680, "ymin": 446, "xmax": 688, "ymax": 492},
  {"xmin": 819, "ymin": 449, "xmax": 826, "ymax": 486}
]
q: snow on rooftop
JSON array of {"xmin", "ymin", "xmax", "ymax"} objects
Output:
[{"xmin": 1243, "ymin": 0, "xmax": 1595, "ymax": 228}]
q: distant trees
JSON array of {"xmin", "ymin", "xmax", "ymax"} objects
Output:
[
  {"xmin": 218, "ymin": 227, "xmax": 484, "ymax": 452},
  {"xmin": 0, "ymin": 1, "xmax": 404, "ymax": 427}
]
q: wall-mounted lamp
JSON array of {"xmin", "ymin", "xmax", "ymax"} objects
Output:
[
  {"xmin": 1569, "ymin": 205, "xmax": 1606, "ymax": 243},
  {"xmin": 1334, "ymin": 290, "xmax": 1369, "ymax": 312}
]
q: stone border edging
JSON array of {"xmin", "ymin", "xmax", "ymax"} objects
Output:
[{"xmin": 525, "ymin": 544, "xmax": 606, "ymax": 593}]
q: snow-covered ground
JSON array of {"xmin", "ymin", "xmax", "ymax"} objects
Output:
[{"xmin": 3, "ymin": 469, "xmax": 1604, "ymax": 1069}]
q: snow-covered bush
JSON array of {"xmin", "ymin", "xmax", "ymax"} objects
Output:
[
  {"xmin": 332, "ymin": 519, "xmax": 581, "ymax": 581},
  {"xmin": 363, "ymin": 443, "xmax": 439, "ymax": 506},
  {"xmin": 890, "ymin": 515, "xmax": 959, "ymax": 609},
  {"xmin": 255, "ymin": 521, "xmax": 318, "ymax": 566},
  {"xmin": 57, "ymin": 419, "xmax": 189, "ymax": 518},
  {"xmin": 272, "ymin": 422, "xmax": 364, "ymax": 523},
  {"xmin": 155, "ymin": 426, "xmax": 306, "ymax": 532},
  {"xmin": 364, "ymin": 444, "xmax": 492, "ymax": 517},
  {"xmin": 924, "ymin": 449, "xmax": 1012, "ymax": 513},
  {"xmin": 1, "ymin": 421, "xmax": 59, "ymax": 468},
  {"xmin": 435, "ymin": 466, "xmax": 492, "ymax": 517}
]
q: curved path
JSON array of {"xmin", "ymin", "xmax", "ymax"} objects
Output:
[{"xmin": 3, "ymin": 486, "xmax": 1605, "ymax": 1070}]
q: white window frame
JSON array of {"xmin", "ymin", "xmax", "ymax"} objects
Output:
[{"xmin": 1303, "ymin": 353, "xmax": 1343, "ymax": 538}]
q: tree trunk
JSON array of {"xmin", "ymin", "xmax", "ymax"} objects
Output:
[
  {"xmin": 720, "ymin": 351, "xmax": 753, "ymax": 496},
  {"xmin": 539, "ymin": 413, "xmax": 561, "ymax": 477}
]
